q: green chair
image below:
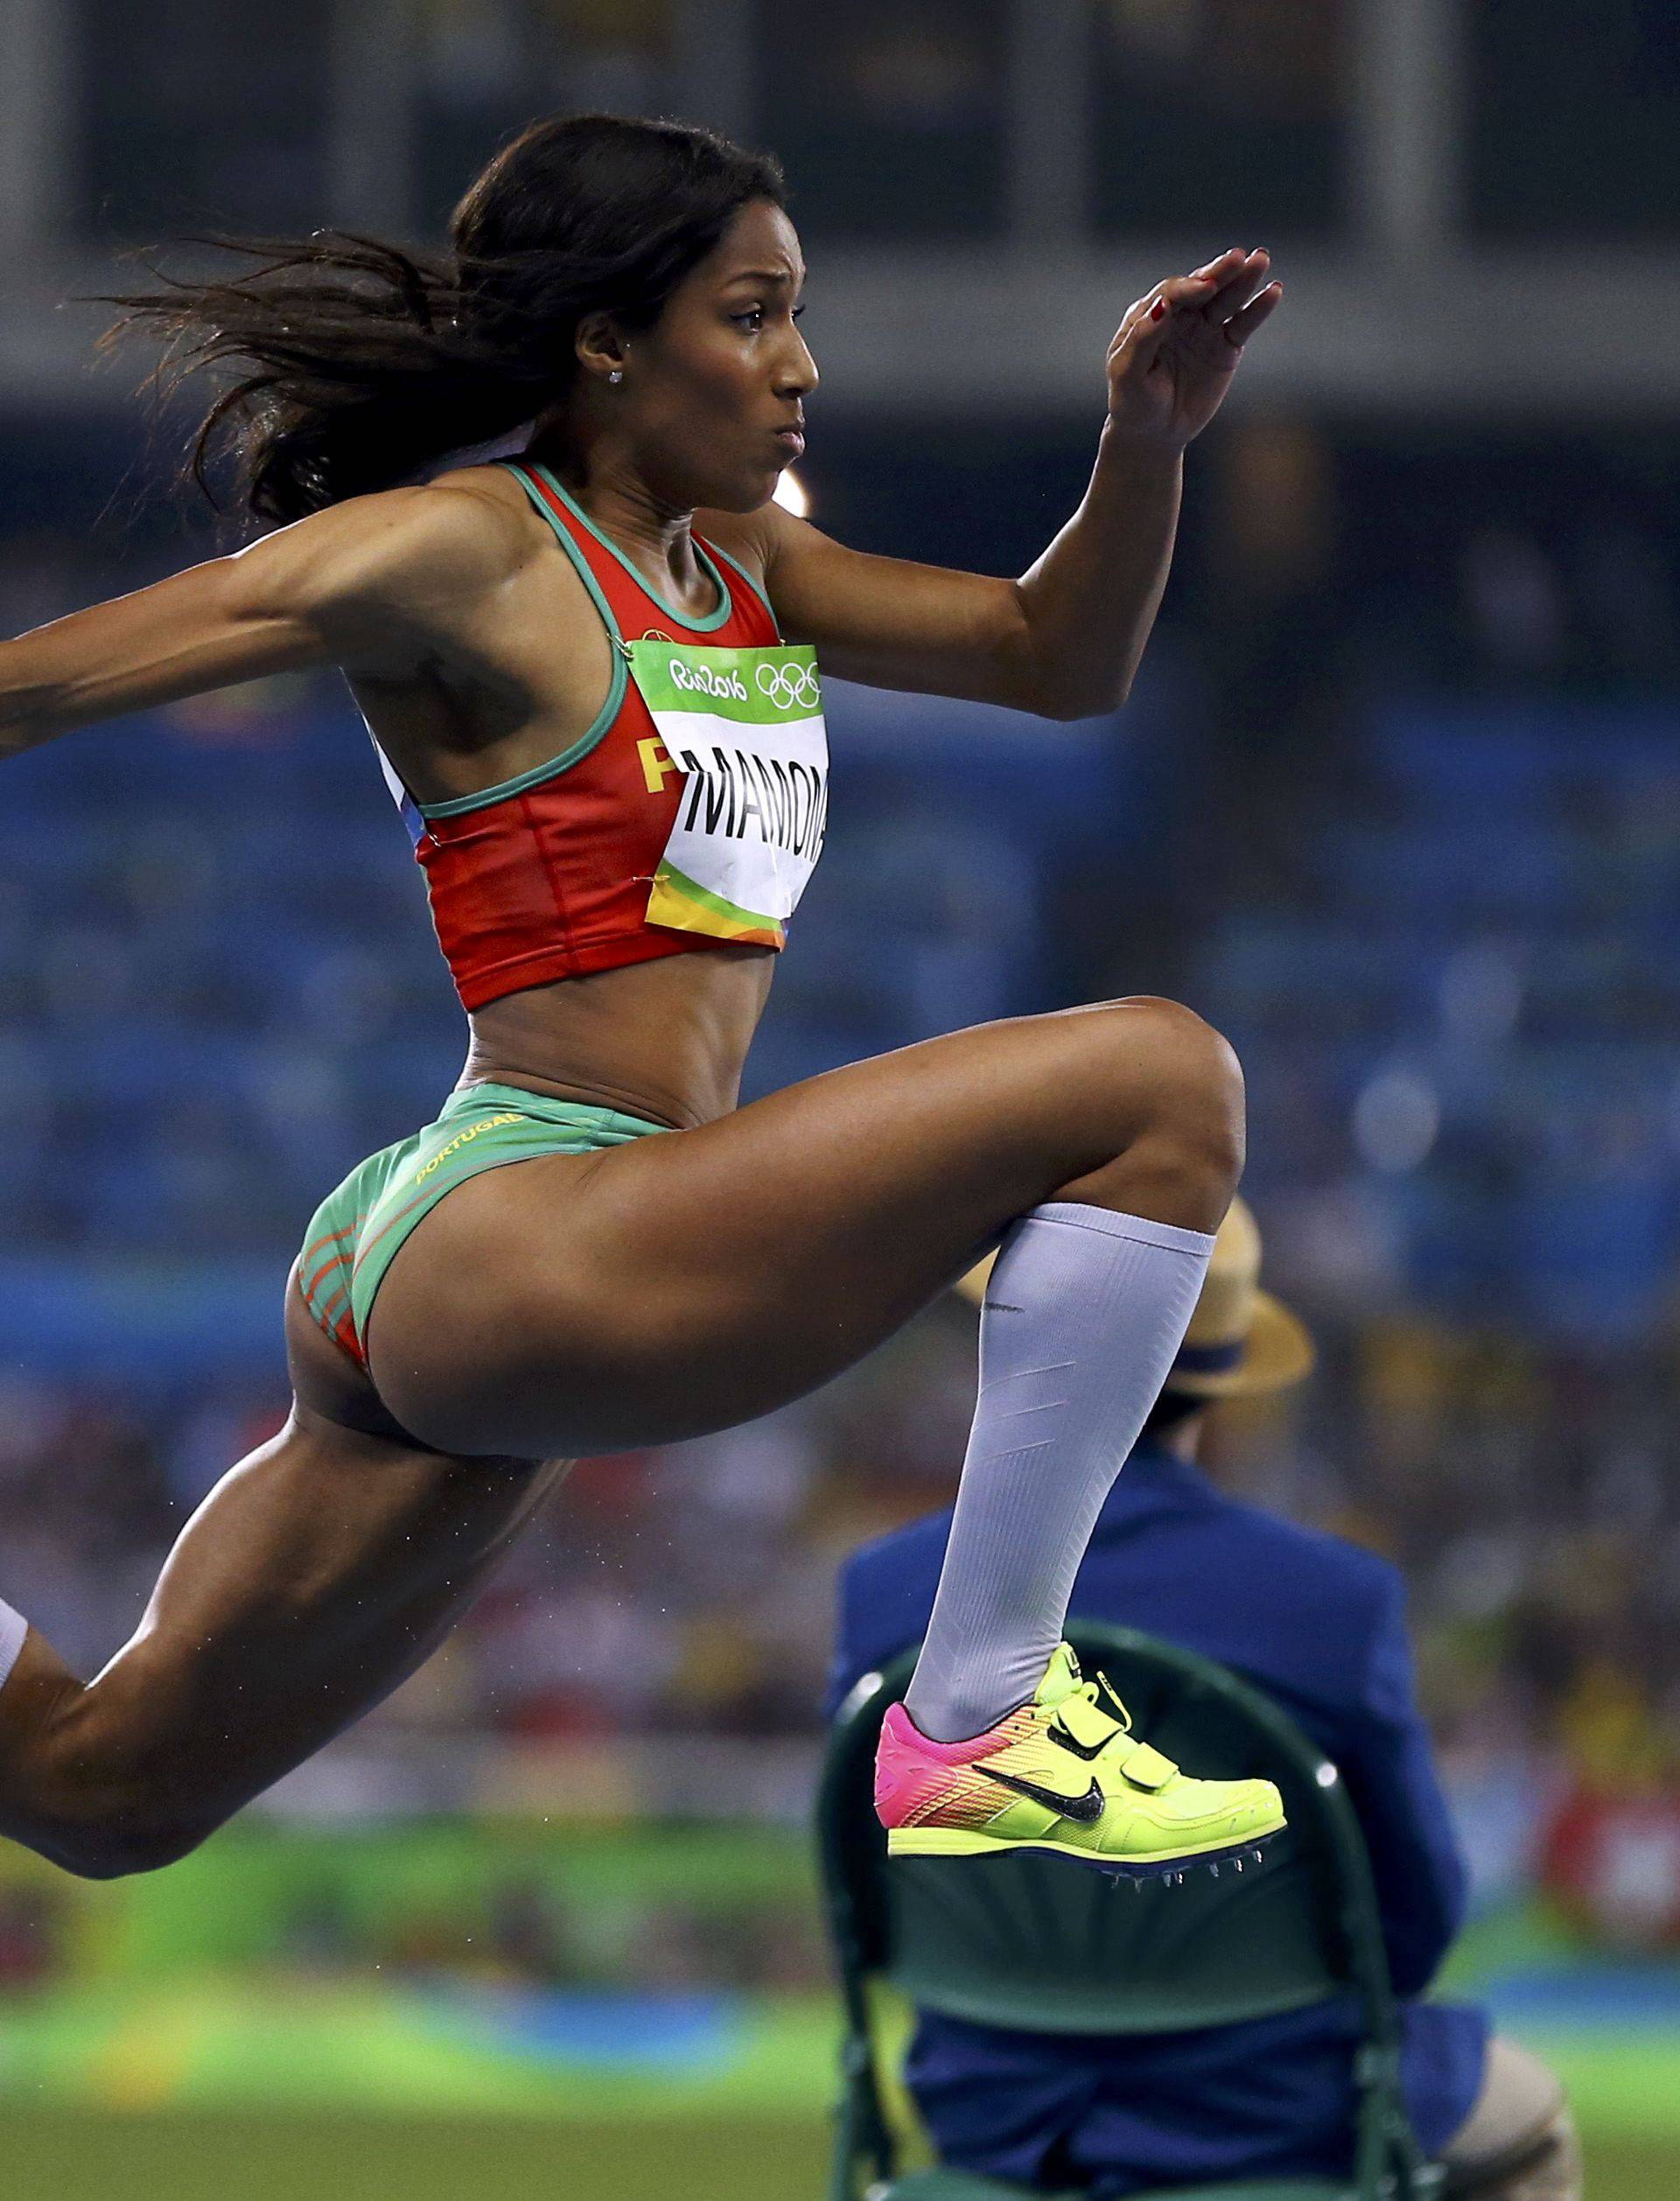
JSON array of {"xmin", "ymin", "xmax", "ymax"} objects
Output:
[{"xmin": 816, "ymin": 1622, "xmax": 1446, "ymax": 2201}]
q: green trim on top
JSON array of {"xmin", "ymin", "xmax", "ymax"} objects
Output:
[
  {"xmin": 704, "ymin": 540, "xmax": 780, "ymax": 638},
  {"xmin": 530, "ymin": 463, "xmax": 735, "ymax": 633},
  {"xmin": 415, "ymin": 465, "xmax": 629, "ymax": 821}
]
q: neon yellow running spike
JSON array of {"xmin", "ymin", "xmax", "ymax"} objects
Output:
[{"xmin": 875, "ymin": 1644, "xmax": 1286, "ymax": 1878}]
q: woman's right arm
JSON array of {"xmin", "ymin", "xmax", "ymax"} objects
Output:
[{"xmin": 0, "ymin": 477, "xmax": 525, "ymax": 761}]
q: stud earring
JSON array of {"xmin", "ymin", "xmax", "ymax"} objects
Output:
[{"xmin": 607, "ymin": 369, "xmax": 623, "ymax": 385}]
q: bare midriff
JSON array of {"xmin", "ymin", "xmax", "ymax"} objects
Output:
[{"xmin": 457, "ymin": 946, "xmax": 777, "ymax": 1130}]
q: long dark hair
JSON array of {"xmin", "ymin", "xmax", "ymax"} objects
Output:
[{"xmin": 95, "ymin": 113, "xmax": 786, "ymax": 527}]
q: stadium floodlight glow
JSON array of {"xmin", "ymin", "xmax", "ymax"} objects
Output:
[{"xmin": 774, "ymin": 469, "xmax": 808, "ymax": 518}]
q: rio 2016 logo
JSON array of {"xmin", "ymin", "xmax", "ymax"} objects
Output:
[{"xmin": 670, "ymin": 659, "xmax": 748, "ymax": 703}]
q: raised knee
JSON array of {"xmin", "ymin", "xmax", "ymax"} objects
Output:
[
  {"xmin": 1114, "ymin": 996, "xmax": 1243, "ymax": 1095},
  {"xmin": 1109, "ymin": 996, "xmax": 1244, "ymax": 1185}
]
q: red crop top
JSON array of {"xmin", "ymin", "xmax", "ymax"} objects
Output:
[{"xmin": 365, "ymin": 460, "xmax": 789, "ymax": 1012}]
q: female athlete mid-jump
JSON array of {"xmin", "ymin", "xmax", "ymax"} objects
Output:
[{"xmin": 0, "ymin": 115, "xmax": 1284, "ymax": 1882}]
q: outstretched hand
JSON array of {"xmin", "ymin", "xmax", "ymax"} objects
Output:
[{"xmin": 1105, "ymin": 249, "xmax": 1282, "ymax": 449}]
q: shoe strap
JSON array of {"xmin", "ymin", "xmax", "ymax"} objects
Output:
[
  {"xmin": 1110, "ymin": 1736, "xmax": 1180, "ymax": 1792},
  {"xmin": 1052, "ymin": 1672, "xmax": 1180, "ymax": 1796},
  {"xmin": 1054, "ymin": 1689, "xmax": 1125, "ymax": 1751},
  {"xmin": 1052, "ymin": 1687, "xmax": 1181, "ymax": 1792}
]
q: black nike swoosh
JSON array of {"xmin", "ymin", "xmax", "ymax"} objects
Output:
[{"xmin": 986, "ymin": 1767, "xmax": 1105, "ymax": 1825}]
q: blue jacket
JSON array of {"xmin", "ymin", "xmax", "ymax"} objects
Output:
[{"xmin": 825, "ymin": 1442, "xmax": 1488, "ymax": 2196}]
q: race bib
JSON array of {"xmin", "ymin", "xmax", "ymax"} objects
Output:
[{"xmin": 627, "ymin": 639, "xmax": 828, "ymax": 948}]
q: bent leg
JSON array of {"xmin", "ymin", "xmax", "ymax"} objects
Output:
[
  {"xmin": 369, "ymin": 993, "xmax": 1242, "ymax": 1751},
  {"xmin": 0, "ymin": 1390, "xmax": 560, "ymax": 1878}
]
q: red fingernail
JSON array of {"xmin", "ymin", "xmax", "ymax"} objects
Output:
[{"xmin": 1150, "ymin": 299, "xmax": 1167, "ymax": 322}]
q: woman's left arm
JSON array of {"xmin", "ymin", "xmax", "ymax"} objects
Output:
[{"xmin": 744, "ymin": 248, "xmax": 1280, "ymax": 721}]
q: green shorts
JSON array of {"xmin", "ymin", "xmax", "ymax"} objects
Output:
[{"xmin": 298, "ymin": 1080, "xmax": 668, "ymax": 1370}]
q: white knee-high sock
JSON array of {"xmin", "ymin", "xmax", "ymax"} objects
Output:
[
  {"xmin": 0, "ymin": 1599, "xmax": 26, "ymax": 1693},
  {"xmin": 903, "ymin": 1202, "xmax": 1214, "ymax": 1743}
]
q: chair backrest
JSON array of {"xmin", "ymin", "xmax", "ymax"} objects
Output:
[
  {"xmin": 817, "ymin": 1623, "xmax": 1438, "ymax": 2201},
  {"xmin": 819, "ymin": 1622, "xmax": 1399, "ymax": 2039}
]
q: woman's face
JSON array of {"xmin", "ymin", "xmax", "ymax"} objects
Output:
[{"xmin": 609, "ymin": 198, "xmax": 817, "ymax": 513}]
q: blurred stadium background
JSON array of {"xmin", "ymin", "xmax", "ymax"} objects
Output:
[{"xmin": 2, "ymin": 3, "xmax": 1679, "ymax": 2195}]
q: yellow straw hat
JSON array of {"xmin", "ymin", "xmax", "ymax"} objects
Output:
[{"xmin": 955, "ymin": 1196, "xmax": 1313, "ymax": 1399}]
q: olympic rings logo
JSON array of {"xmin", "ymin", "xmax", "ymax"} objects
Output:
[{"xmin": 754, "ymin": 662, "xmax": 821, "ymax": 712}]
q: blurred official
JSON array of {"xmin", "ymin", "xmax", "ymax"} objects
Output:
[{"xmin": 828, "ymin": 1201, "xmax": 1579, "ymax": 2199}]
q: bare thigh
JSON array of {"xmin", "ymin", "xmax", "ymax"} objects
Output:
[{"xmin": 368, "ymin": 996, "xmax": 1242, "ymax": 1456}]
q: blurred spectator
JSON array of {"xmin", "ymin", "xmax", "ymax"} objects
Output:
[{"xmin": 827, "ymin": 1203, "xmax": 1582, "ymax": 2199}]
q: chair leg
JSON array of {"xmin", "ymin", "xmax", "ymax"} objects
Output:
[{"xmin": 833, "ymin": 2029, "xmax": 895, "ymax": 2201}]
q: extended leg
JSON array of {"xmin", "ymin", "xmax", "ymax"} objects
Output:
[{"xmin": 0, "ymin": 1394, "xmax": 558, "ymax": 1878}]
